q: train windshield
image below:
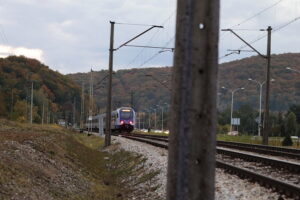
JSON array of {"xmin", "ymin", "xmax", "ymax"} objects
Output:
[{"xmin": 120, "ymin": 109, "xmax": 133, "ymax": 120}]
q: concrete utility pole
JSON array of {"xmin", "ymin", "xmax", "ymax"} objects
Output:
[
  {"xmin": 42, "ymin": 101, "xmax": 44, "ymax": 125},
  {"xmin": 148, "ymin": 111, "xmax": 151, "ymax": 129},
  {"xmin": 263, "ymin": 26, "xmax": 272, "ymax": 145},
  {"xmin": 130, "ymin": 91, "xmax": 134, "ymax": 108},
  {"xmin": 161, "ymin": 106, "xmax": 164, "ymax": 132},
  {"xmin": 154, "ymin": 108, "xmax": 157, "ymax": 130},
  {"xmin": 105, "ymin": 21, "xmax": 115, "ymax": 147},
  {"xmin": 30, "ymin": 81, "xmax": 33, "ymax": 124},
  {"xmin": 10, "ymin": 89, "xmax": 14, "ymax": 118},
  {"xmin": 167, "ymin": 0, "xmax": 219, "ymax": 199},
  {"xmin": 89, "ymin": 69, "xmax": 94, "ymax": 133},
  {"xmin": 73, "ymin": 97, "xmax": 76, "ymax": 128},
  {"xmin": 222, "ymin": 26, "xmax": 272, "ymax": 145},
  {"xmin": 80, "ymin": 82, "xmax": 85, "ymax": 130},
  {"xmin": 105, "ymin": 21, "xmax": 163, "ymax": 147}
]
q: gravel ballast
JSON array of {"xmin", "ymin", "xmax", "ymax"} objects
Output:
[{"xmin": 112, "ymin": 136, "xmax": 294, "ymax": 200}]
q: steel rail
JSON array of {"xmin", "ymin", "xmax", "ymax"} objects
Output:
[
  {"xmin": 218, "ymin": 141, "xmax": 300, "ymax": 160},
  {"xmin": 216, "ymin": 160, "xmax": 300, "ymax": 199},
  {"xmin": 217, "ymin": 148, "xmax": 300, "ymax": 173}
]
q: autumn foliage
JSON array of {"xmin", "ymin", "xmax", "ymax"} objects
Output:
[{"xmin": 0, "ymin": 56, "xmax": 80, "ymax": 123}]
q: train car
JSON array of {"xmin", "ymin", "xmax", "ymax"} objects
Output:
[{"xmin": 85, "ymin": 107, "xmax": 136, "ymax": 132}]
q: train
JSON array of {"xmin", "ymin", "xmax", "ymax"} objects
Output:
[{"xmin": 85, "ymin": 107, "xmax": 136, "ymax": 132}]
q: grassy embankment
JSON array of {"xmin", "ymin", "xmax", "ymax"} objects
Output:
[{"xmin": 0, "ymin": 119, "xmax": 160, "ymax": 200}]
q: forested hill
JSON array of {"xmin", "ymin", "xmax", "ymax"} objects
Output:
[
  {"xmin": 68, "ymin": 52, "xmax": 300, "ymax": 112},
  {"xmin": 68, "ymin": 67, "xmax": 172, "ymax": 113},
  {"xmin": 219, "ymin": 53, "xmax": 300, "ymax": 111},
  {"xmin": 0, "ymin": 56, "xmax": 80, "ymax": 122}
]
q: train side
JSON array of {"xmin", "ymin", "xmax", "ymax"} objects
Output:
[{"xmin": 85, "ymin": 107, "xmax": 136, "ymax": 132}]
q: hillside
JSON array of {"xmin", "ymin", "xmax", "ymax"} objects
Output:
[
  {"xmin": 0, "ymin": 56, "xmax": 80, "ymax": 123},
  {"xmin": 219, "ymin": 53, "xmax": 300, "ymax": 111},
  {"xmin": 69, "ymin": 67, "xmax": 172, "ymax": 113},
  {"xmin": 68, "ymin": 53, "xmax": 300, "ymax": 112}
]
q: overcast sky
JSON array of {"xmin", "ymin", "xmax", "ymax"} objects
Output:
[{"xmin": 0, "ymin": 0, "xmax": 299, "ymax": 74}]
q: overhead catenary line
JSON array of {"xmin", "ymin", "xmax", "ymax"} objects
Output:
[
  {"xmin": 135, "ymin": 36, "xmax": 175, "ymax": 69},
  {"xmin": 220, "ymin": 0, "xmax": 285, "ymax": 41},
  {"xmin": 219, "ymin": 14, "xmax": 300, "ymax": 60},
  {"xmin": 115, "ymin": 22, "xmax": 163, "ymax": 27},
  {"xmin": 124, "ymin": 44, "xmax": 174, "ymax": 51},
  {"xmin": 0, "ymin": 24, "xmax": 9, "ymax": 44},
  {"xmin": 238, "ymin": 15, "xmax": 300, "ymax": 50},
  {"xmin": 123, "ymin": 10, "xmax": 176, "ymax": 69},
  {"xmin": 227, "ymin": 0, "xmax": 285, "ymax": 29}
]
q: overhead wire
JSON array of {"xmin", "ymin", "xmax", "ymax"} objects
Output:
[
  {"xmin": 123, "ymin": 10, "xmax": 176, "ymax": 69},
  {"xmin": 115, "ymin": 22, "xmax": 161, "ymax": 27},
  {"xmin": 0, "ymin": 24, "xmax": 8, "ymax": 44},
  {"xmin": 219, "ymin": 12, "xmax": 300, "ymax": 60},
  {"xmin": 135, "ymin": 36, "xmax": 174, "ymax": 69},
  {"xmin": 227, "ymin": 0, "xmax": 285, "ymax": 29},
  {"xmin": 220, "ymin": 0, "xmax": 285, "ymax": 41}
]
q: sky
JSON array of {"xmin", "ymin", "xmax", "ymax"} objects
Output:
[{"xmin": 0, "ymin": 0, "xmax": 299, "ymax": 74}]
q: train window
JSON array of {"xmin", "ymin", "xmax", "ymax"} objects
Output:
[{"xmin": 120, "ymin": 110, "xmax": 133, "ymax": 119}]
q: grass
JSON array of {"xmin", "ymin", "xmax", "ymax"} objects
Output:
[
  {"xmin": 0, "ymin": 119, "xmax": 161, "ymax": 200},
  {"xmin": 217, "ymin": 134, "xmax": 300, "ymax": 148},
  {"xmin": 133, "ymin": 130, "xmax": 169, "ymax": 137}
]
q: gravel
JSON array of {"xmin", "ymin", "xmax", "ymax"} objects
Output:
[
  {"xmin": 216, "ymin": 153, "xmax": 300, "ymax": 186},
  {"xmin": 112, "ymin": 136, "xmax": 294, "ymax": 200},
  {"xmin": 112, "ymin": 136, "xmax": 168, "ymax": 199}
]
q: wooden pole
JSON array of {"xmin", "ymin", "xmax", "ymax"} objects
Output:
[{"xmin": 167, "ymin": 0, "xmax": 220, "ymax": 199}]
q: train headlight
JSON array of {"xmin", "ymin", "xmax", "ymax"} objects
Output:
[
  {"xmin": 129, "ymin": 121, "xmax": 133, "ymax": 125},
  {"xmin": 120, "ymin": 120, "xmax": 124, "ymax": 125}
]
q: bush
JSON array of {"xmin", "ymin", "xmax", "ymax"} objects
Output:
[
  {"xmin": 217, "ymin": 124, "xmax": 230, "ymax": 134},
  {"xmin": 282, "ymin": 136, "xmax": 293, "ymax": 146}
]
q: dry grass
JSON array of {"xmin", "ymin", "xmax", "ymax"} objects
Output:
[{"xmin": 217, "ymin": 134, "xmax": 300, "ymax": 148}]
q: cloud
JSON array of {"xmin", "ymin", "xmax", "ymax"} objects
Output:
[
  {"xmin": 0, "ymin": 45, "xmax": 44, "ymax": 61},
  {"xmin": 47, "ymin": 21, "xmax": 77, "ymax": 43},
  {"xmin": 0, "ymin": 0, "xmax": 299, "ymax": 74}
]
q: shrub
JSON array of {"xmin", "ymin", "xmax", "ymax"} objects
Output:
[{"xmin": 282, "ymin": 135, "xmax": 293, "ymax": 146}]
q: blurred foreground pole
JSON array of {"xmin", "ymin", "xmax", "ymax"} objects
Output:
[{"xmin": 167, "ymin": 0, "xmax": 220, "ymax": 199}]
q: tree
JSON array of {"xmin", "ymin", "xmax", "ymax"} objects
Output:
[
  {"xmin": 288, "ymin": 104, "xmax": 300, "ymax": 124},
  {"xmin": 235, "ymin": 104, "xmax": 257, "ymax": 135},
  {"xmin": 282, "ymin": 112, "xmax": 296, "ymax": 146},
  {"xmin": 13, "ymin": 100, "xmax": 27, "ymax": 122}
]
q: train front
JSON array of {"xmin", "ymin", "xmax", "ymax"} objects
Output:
[{"xmin": 119, "ymin": 108, "xmax": 135, "ymax": 132}]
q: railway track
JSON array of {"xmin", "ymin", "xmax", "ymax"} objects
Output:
[
  {"xmin": 217, "ymin": 141, "xmax": 300, "ymax": 160},
  {"xmin": 118, "ymin": 133, "xmax": 300, "ymax": 199}
]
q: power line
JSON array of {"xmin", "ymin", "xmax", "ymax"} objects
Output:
[
  {"xmin": 0, "ymin": 24, "xmax": 9, "ymax": 44},
  {"xmin": 135, "ymin": 36, "xmax": 174, "ymax": 69},
  {"xmin": 219, "ymin": 15, "xmax": 300, "ymax": 60},
  {"xmin": 273, "ymin": 16, "xmax": 300, "ymax": 32},
  {"xmin": 230, "ymin": 29, "xmax": 264, "ymax": 31},
  {"xmin": 220, "ymin": 0, "xmax": 285, "ymax": 40},
  {"xmin": 240, "ymin": 15, "xmax": 300, "ymax": 49},
  {"xmin": 115, "ymin": 22, "xmax": 162, "ymax": 27},
  {"xmin": 228, "ymin": 0, "xmax": 284, "ymax": 29},
  {"xmin": 123, "ymin": 10, "xmax": 176, "ymax": 68}
]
